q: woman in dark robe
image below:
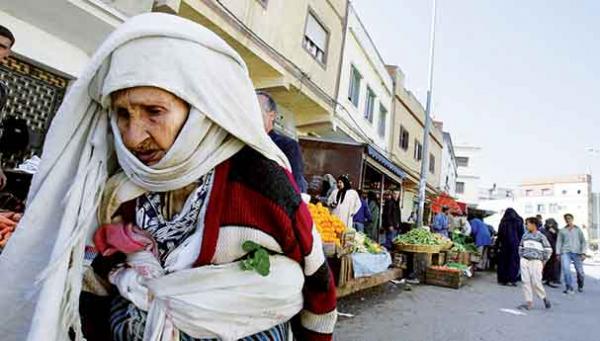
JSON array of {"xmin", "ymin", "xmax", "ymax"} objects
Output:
[
  {"xmin": 542, "ymin": 218, "xmax": 561, "ymax": 287},
  {"xmin": 496, "ymin": 208, "xmax": 525, "ymax": 285}
]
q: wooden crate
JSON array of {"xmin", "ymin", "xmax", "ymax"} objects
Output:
[
  {"xmin": 337, "ymin": 268, "xmax": 403, "ymax": 298},
  {"xmin": 425, "ymin": 267, "xmax": 465, "ymax": 289},
  {"xmin": 323, "ymin": 242, "xmax": 337, "ymax": 257},
  {"xmin": 431, "ymin": 252, "xmax": 446, "ymax": 266},
  {"xmin": 337, "ymin": 255, "xmax": 354, "ymax": 287},
  {"xmin": 444, "ymin": 251, "xmax": 471, "ymax": 265}
]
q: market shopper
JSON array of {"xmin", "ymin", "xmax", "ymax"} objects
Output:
[
  {"xmin": 352, "ymin": 190, "xmax": 371, "ymax": 233},
  {"xmin": 542, "ymin": 218, "xmax": 561, "ymax": 287},
  {"xmin": 496, "ymin": 208, "xmax": 525, "ymax": 286},
  {"xmin": 0, "ymin": 24, "xmax": 15, "ymax": 191},
  {"xmin": 0, "ymin": 14, "xmax": 337, "ymax": 341},
  {"xmin": 382, "ymin": 190, "xmax": 401, "ymax": 249},
  {"xmin": 328, "ymin": 174, "xmax": 361, "ymax": 230},
  {"xmin": 366, "ymin": 191, "xmax": 380, "ymax": 241},
  {"xmin": 556, "ymin": 213, "xmax": 587, "ymax": 294},
  {"xmin": 469, "ymin": 217, "xmax": 492, "ymax": 270},
  {"xmin": 518, "ymin": 217, "xmax": 552, "ymax": 310},
  {"xmin": 431, "ymin": 206, "xmax": 450, "ymax": 238},
  {"xmin": 257, "ymin": 91, "xmax": 307, "ymax": 193}
]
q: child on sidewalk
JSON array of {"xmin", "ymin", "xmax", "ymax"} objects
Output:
[{"xmin": 518, "ymin": 217, "xmax": 553, "ymax": 310}]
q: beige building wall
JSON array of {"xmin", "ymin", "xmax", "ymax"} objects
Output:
[
  {"xmin": 387, "ymin": 66, "xmax": 443, "ymax": 219},
  {"xmin": 167, "ymin": 0, "xmax": 348, "ymax": 133}
]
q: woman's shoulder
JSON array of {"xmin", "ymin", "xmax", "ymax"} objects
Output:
[{"xmin": 226, "ymin": 147, "xmax": 302, "ymax": 212}]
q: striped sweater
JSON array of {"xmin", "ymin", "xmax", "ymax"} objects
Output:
[
  {"xmin": 519, "ymin": 231, "xmax": 552, "ymax": 261},
  {"xmin": 87, "ymin": 147, "xmax": 337, "ymax": 340}
]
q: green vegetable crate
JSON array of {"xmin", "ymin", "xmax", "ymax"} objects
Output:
[
  {"xmin": 394, "ymin": 243, "xmax": 441, "ymax": 253},
  {"xmin": 425, "ymin": 267, "xmax": 465, "ymax": 289}
]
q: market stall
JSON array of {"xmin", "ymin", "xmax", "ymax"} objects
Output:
[
  {"xmin": 308, "ymin": 202, "xmax": 401, "ymax": 297},
  {"xmin": 392, "ymin": 228, "xmax": 478, "ymax": 289}
]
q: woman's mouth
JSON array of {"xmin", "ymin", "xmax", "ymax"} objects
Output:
[{"xmin": 135, "ymin": 150, "xmax": 162, "ymax": 165}]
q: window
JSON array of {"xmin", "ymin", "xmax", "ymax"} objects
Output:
[
  {"xmin": 303, "ymin": 12, "xmax": 329, "ymax": 64},
  {"xmin": 456, "ymin": 156, "xmax": 469, "ymax": 167},
  {"xmin": 456, "ymin": 182, "xmax": 465, "ymax": 194},
  {"xmin": 364, "ymin": 87, "xmax": 376, "ymax": 122},
  {"xmin": 525, "ymin": 189, "xmax": 534, "ymax": 197},
  {"xmin": 562, "ymin": 190, "xmax": 567, "ymax": 195},
  {"xmin": 348, "ymin": 65, "xmax": 362, "ymax": 107},
  {"xmin": 255, "ymin": 0, "xmax": 268, "ymax": 8},
  {"xmin": 378, "ymin": 105, "xmax": 387, "ymax": 137},
  {"xmin": 577, "ymin": 189, "xmax": 582, "ymax": 194},
  {"xmin": 542, "ymin": 188, "xmax": 553, "ymax": 196},
  {"xmin": 537, "ymin": 204, "xmax": 546, "ymax": 214},
  {"xmin": 549, "ymin": 203, "xmax": 559, "ymax": 213},
  {"xmin": 413, "ymin": 139, "xmax": 423, "ymax": 161},
  {"xmin": 525, "ymin": 204, "xmax": 533, "ymax": 214},
  {"xmin": 399, "ymin": 125, "xmax": 409, "ymax": 150},
  {"xmin": 429, "ymin": 154, "xmax": 436, "ymax": 173}
]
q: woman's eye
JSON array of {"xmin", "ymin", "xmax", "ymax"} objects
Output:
[
  {"xmin": 147, "ymin": 106, "xmax": 163, "ymax": 116},
  {"xmin": 116, "ymin": 108, "xmax": 129, "ymax": 119}
]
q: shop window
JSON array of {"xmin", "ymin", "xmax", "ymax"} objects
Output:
[
  {"xmin": 378, "ymin": 105, "xmax": 387, "ymax": 137},
  {"xmin": 399, "ymin": 125, "xmax": 409, "ymax": 150},
  {"xmin": 429, "ymin": 154, "xmax": 435, "ymax": 173},
  {"xmin": 348, "ymin": 65, "xmax": 362, "ymax": 107},
  {"xmin": 456, "ymin": 156, "xmax": 469, "ymax": 167},
  {"xmin": 456, "ymin": 181, "xmax": 465, "ymax": 194},
  {"xmin": 303, "ymin": 11, "xmax": 329, "ymax": 64},
  {"xmin": 364, "ymin": 87, "xmax": 376, "ymax": 122},
  {"xmin": 413, "ymin": 139, "xmax": 423, "ymax": 161}
]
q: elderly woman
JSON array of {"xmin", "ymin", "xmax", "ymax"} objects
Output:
[{"xmin": 0, "ymin": 14, "xmax": 336, "ymax": 341}]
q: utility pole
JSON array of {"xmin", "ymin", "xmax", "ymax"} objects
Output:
[{"xmin": 417, "ymin": 0, "xmax": 438, "ymax": 227}]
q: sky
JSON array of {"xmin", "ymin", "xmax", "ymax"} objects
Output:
[{"xmin": 352, "ymin": 0, "xmax": 600, "ymax": 191}]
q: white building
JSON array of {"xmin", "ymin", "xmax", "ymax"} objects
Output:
[
  {"xmin": 518, "ymin": 175, "xmax": 592, "ymax": 229},
  {"xmin": 434, "ymin": 122, "xmax": 458, "ymax": 197},
  {"xmin": 454, "ymin": 144, "xmax": 482, "ymax": 205},
  {"xmin": 334, "ymin": 4, "xmax": 393, "ymax": 152}
]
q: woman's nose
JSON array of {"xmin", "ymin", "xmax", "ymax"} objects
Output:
[{"xmin": 122, "ymin": 118, "xmax": 150, "ymax": 149}]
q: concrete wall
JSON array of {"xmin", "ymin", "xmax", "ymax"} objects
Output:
[
  {"xmin": 440, "ymin": 133, "xmax": 457, "ymax": 196},
  {"xmin": 455, "ymin": 145, "xmax": 481, "ymax": 205},
  {"xmin": 335, "ymin": 4, "xmax": 393, "ymax": 152}
]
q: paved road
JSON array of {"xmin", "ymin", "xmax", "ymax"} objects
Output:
[{"xmin": 335, "ymin": 259, "xmax": 600, "ymax": 341}]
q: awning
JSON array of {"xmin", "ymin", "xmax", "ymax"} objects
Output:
[{"xmin": 365, "ymin": 145, "xmax": 407, "ymax": 180}]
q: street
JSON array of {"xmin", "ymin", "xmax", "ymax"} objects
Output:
[{"xmin": 336, "ymin": 260, "xmax": 600, "ymax": 341}]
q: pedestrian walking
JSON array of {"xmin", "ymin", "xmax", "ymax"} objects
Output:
[
  {"xmin": 541, "ymin": 218, "xmax": 561, "ymax": 287},
  {"xmin": 327, "ymin": 174, "xmax": 362, "ymax": 229},
  {"xmin": 556, "ymin": 213, "xmax": 587, "ymax": 294},
  {"xmin": 496, "ymin": 208, "xmax": 525, "ymax": 286},
  {"xmin": 518, "ymin": 217, "xmax": 552, "ymax": 310},
  {"xmin": 365, "ymin": 191, "xmax": 380, "ymax": 241},
  {"xmin": 352, "ymin": 189, "xmax": 371, "ymax": 233},
  {"xmin": 431, "ymin": 206, "xmax": 450, "ymax": 238}
]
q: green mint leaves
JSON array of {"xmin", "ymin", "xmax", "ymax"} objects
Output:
[{"xmin": 240, "ymin": 241, "xmax": 271, "ymax": 276}]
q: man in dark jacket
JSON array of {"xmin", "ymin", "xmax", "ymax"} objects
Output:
[
  {"xmin": 257, "ymin": 91, "xmax": 307, "ymax": 192},
  {"xmin": 382, "ymin": 190, "xmax": 401, "ymax": 249}
]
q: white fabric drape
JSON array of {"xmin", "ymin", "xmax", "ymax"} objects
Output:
[{"xmin": 0, "ymin": 13, "xmax": 291, "ymax": 341}]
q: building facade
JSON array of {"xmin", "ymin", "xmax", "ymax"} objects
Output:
[
  {"xmin": 454, "ymin": 144, "xmax": 482, "ymax": 206},
  {"xmin": 161, "ymin": 0, "xmax": 348, "ymax": 138},
  {"xmin": 334, "ymin": 4, "xmax": 393, "ymax": 152},
  {"xmin": 387, "ymin": 66, "xmax": 443, "ymax": 220},
  {"xmin": 433, "ymin": 121, "xmax": 457, "ymax": 197}
]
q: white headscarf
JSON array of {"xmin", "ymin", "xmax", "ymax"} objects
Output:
[{"xmin": 0, "ymin": 13, "xmax": 290, "ymax": 341}]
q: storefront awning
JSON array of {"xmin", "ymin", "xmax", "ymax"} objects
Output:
[{"xmin": 365, "ymin": 145, "xmax": 406, "ymax": 180}]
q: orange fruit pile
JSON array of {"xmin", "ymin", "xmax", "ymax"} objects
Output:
[{"xmin": 308, "ymin": 202, "xmax": 347, "ymax": 246}]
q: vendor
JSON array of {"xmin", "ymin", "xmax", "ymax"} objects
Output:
[
  {"xmin": 431, "ymin": 206, "xmax": 450, "ymax": 238},
  {"xmin": 0, "ymin": 14, "xmax": 336, "ymax": 341},
  {"xmin": 327, "ymin": 174, "xmax": 361, "ymax": 230}
]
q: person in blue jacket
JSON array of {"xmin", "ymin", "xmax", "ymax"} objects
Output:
[{"xmin": 470, "ymin": 216, "xmax": 493, "ymax": 270}]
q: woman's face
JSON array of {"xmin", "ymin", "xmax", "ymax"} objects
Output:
[
  {"xmin": 111, "ymin": 86, "xmax": 189, "ymax": 166},
  {"xmin": 337, "ymin": 180, "xmax": 344, "ymax": 190}
]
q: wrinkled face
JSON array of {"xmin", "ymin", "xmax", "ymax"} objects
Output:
[
  {"xmin": 111, "ymin": 86, "xmax": 189, "ymax": 166},
  {"xmin": 0, "ymin": 36, "xmax": 12, "ymax": 62}
]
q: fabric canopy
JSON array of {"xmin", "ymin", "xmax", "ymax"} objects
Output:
[{"xmin": 431, "ymin": 193, "xmax": 463, "ymax": 215}]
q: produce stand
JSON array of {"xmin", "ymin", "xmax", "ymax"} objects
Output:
[{"xmin": 336, "ymin": 268, "xmax": 403, "ymax": 298}]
